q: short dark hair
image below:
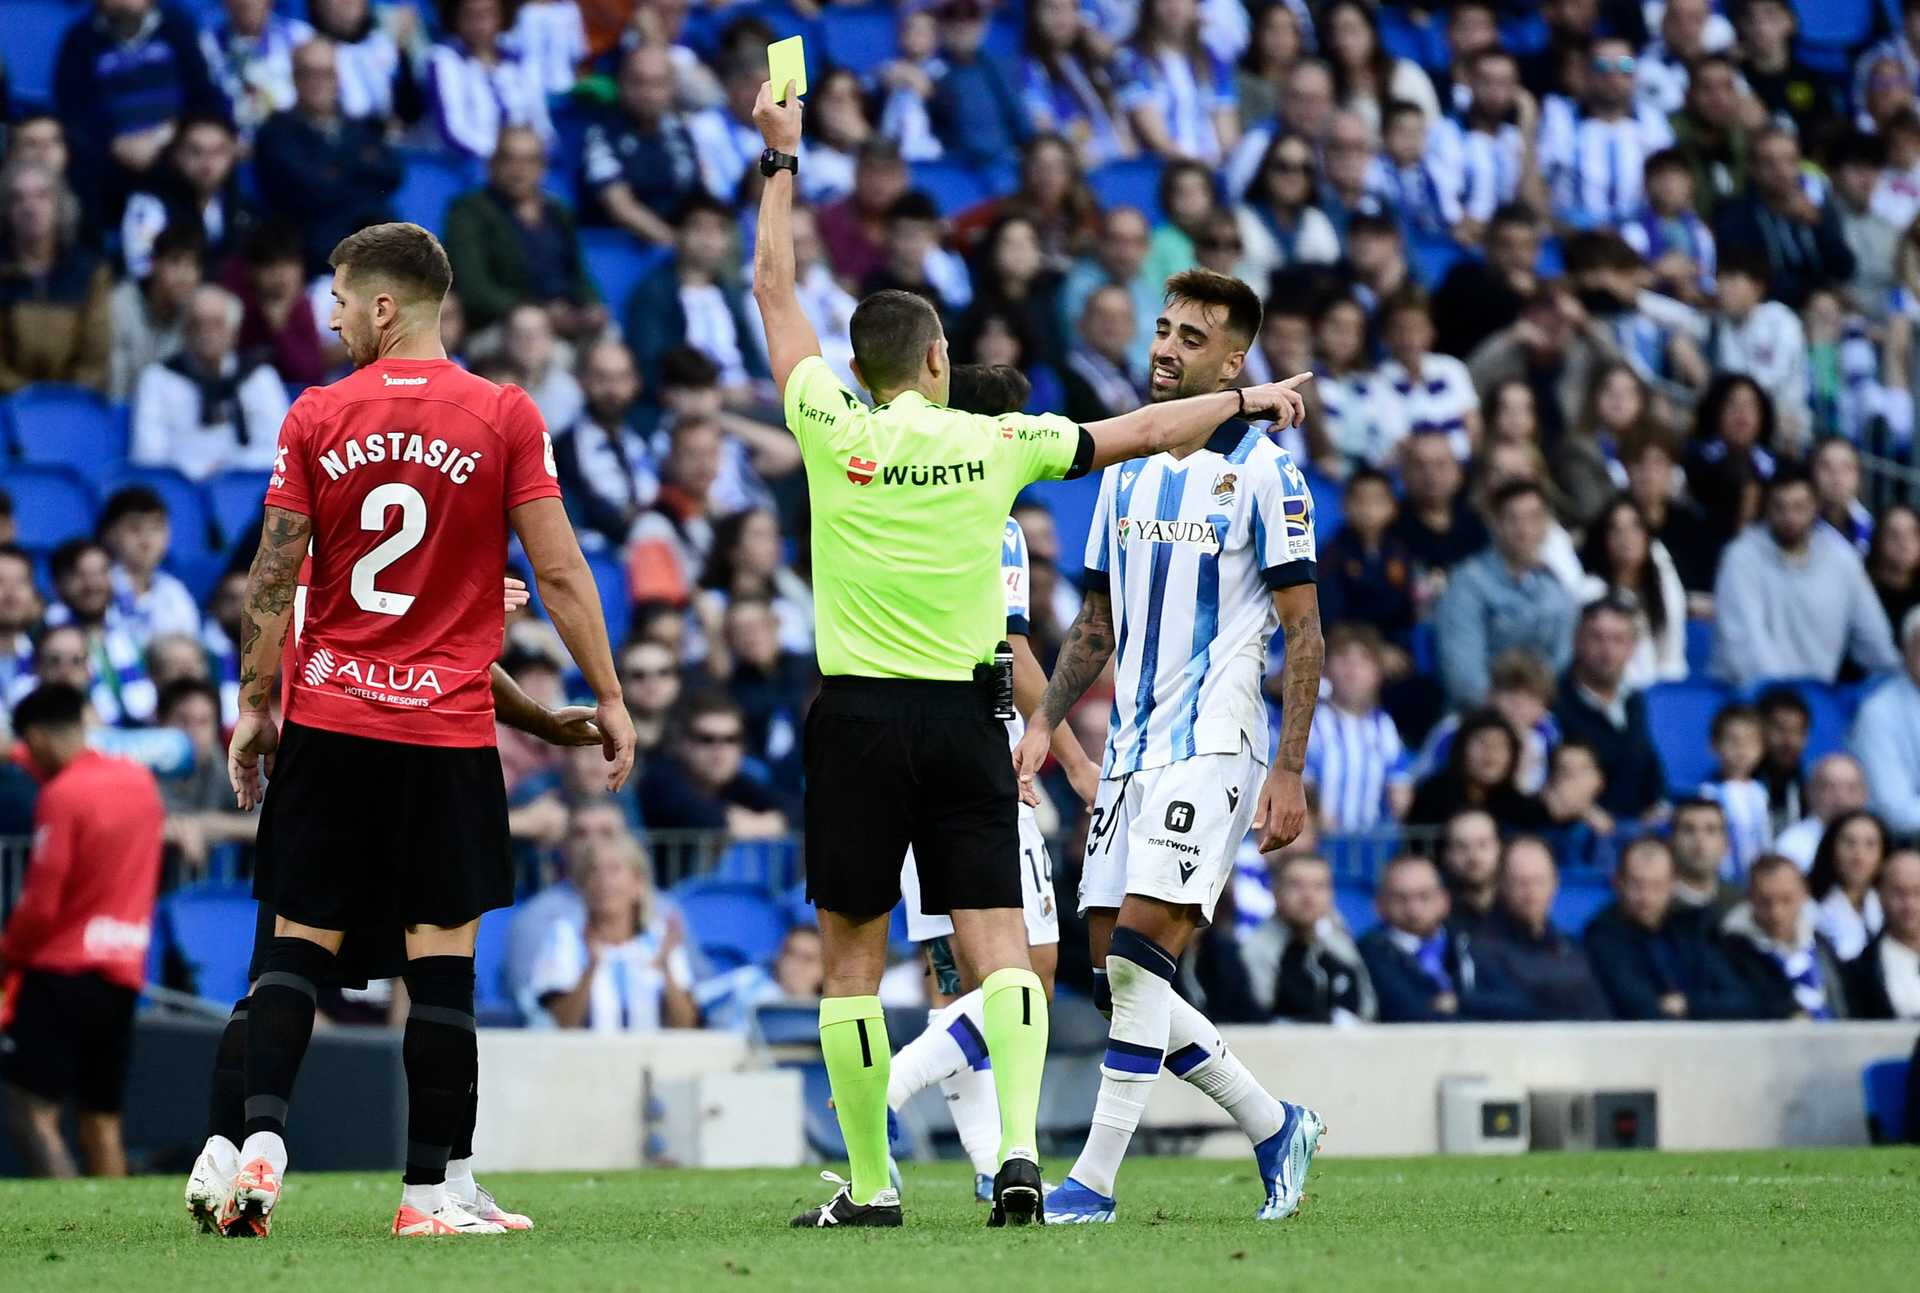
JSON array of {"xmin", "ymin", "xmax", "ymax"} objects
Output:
[
  {"xmin": 1344, "ymin": 465, "xmax": 1394, "ymax": 496},
  {"xmin": 1548, "ymin": 739, "xmax": 1600, "ymax": 776},
  {"xmin": 886, "ymin": 191, "xmax": 941, "ymax": 224},
  {"xmin": 1163, "ymin": 268, "xmax": 1262, "ymax": 347},
  {"xmin": 98, "ymin": 485, "xmax": 168, "ymax": 534},
  {"xmin": 1717, "ymin": 244, "xmax": 1772, "ymax": 287},
  {"xmin": 1488, "ymin": 201, "xmax": 1539, "ymax": 230},
  {"xmin": 0, "ymin": 541, "xmax": 31, "ymax": 574},
  {"xmin": 1764, "ymin": 459, "xmax": 1815, "ymax": 501},
  {"xmin": 49, "ymin": 537, "xmax": 105, "ymax": 583},
  {"xmin": 157, "ymin": 677, "xmax": 220, "ymax": 722},
  {"xmin": 659, "ymin": 346, "xmax": 720, "ymax": 390},
  {"xmin": 1747, "ymin": 853, "xmax": 1802, "ymax": 888},
  {"xmin": 679, "ymin": 688, "xmax": 745, "ymax": 732},
  {"xmin": 1488, "ymin": 478, "xmax": 1545, "ymax": 516},
  {"xmin": 1644, "ymin": 147, "xmax": 1689, "ymax": 179},
  {"xmin": 1378, "ymin": 284, "xmax": 1430, "ymax": 325},
  {"xmin": 11, "ymin": 683, "xmax": 86, "ymax": 733},
  {"xmin": 150, "ymin": 222, "xmax": 206, "ymax": 266},
  {"xmin": 1671, "ymin": 794, "xmax": 1726, "ymax": 825},
  {"xmin": 1578, "ymin": 590, "xmax": 1639, "ymax": 626},
  {"xmin": 1756, "ymin": 687, "xmax": 1810, "ymax": 727},
  {"xmin": 244, "ymin": 221, "xmax": 305, "ymax": 268},
  {"xmin": 947, "ymin": 363, "xmax": 1030, "ymax": 416},
  {"xmin": 1825, "ymin": 130, "xmax": 1885, "ymax": 171},
  {"xmin": 1711, "ymin": 702, "xmax": 1762, "ymax": 742},
  {"xmin": 1382, "ymin": 98, "xmax": 1426, "ymax": 131},
  {"xmin": 679, "ymin": 193, "xmax": 734, "ymax": 227},
  {"xmin": 1348, "ymin": 211, "xmax": 1400, "ymax": 241},
  {"xmin": 849, "ymin": 289, "xmax": 943, "ymax": 396},
  {"xmin": 1324, "ymin": 621, "xmax": 1384, "ymax": 660},
  {"xmin": 328, "ymin": 221, "xmax": 453, "ymax": 303}
]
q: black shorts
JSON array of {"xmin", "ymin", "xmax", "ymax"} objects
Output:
[
  {"xmin": 246, "ymin": 902, "xmax": 406, "ymax": 990},
  {"xmin": 254, "ymin": 719, "xmax": 512, "ymax": 933},
  {"xmin": 1, "ymin": 970, "xmax": 139, "ymax": 1112},
  {"xmin": 804, "ymin": 677, "xmax": 1021, "ymax": 920}
]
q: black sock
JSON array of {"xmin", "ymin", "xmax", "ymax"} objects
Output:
[
  {"xmin": 243, "ymin": 940, "xmax": 335, "ymax": 1139},
  {"xmin": 207, "ymin": 996, "xmax": 250, "ymax": 1145},
  {"xmin": 452, "ymin": 1076, "xmax": 477, "ymax": 1164},
  {"xmin": 401, "ymin": 955, "xmax": 476, "ymax": 1188}
]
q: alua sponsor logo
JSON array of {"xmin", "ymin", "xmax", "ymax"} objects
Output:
[{"xmin": 304, "ymin": 648, "xmax": 445, "ymax": 697}]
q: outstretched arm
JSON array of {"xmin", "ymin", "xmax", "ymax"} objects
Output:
[
  {"xmin": 1082, "ymin": 375, "xmax": 1312, "ymax": 470},
  {"xmin": 750, "ymin": 80, "xmax": 822, "ymax": 396},
  {"xmin": 227, "ymin": 505, "xmax": 312, "ymax": 809},
  {"xmin": 1254, "ymin": 582, "xmax": 1322, "ymax": 851},
  {"xmin": 490, "ymin": 663, "xmax": 603, "ymax": 747},
  {"xmin": 1012, "ymin": 589, "xmax": 1115, "ymax": 800}
]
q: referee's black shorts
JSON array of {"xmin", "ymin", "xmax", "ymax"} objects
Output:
[
  {"xmin": 254, "ymin": 719, "xmax": 513, "ymax": 934},
  {"xmin": 1, "ymin": 969, "xmax": 139, "ymax": 1113},
  {"xmin": 804, "ymin": 677, "xmax": 1021, "ymax": 920}
]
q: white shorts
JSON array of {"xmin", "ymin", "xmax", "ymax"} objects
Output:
[
  {"xmin": 1078, "ymin": 740, "xmax": 1265, "ymax": 924},
  {"xmin": 900, "ymin": 808, "xmax": 1059, "ymax": 947}
]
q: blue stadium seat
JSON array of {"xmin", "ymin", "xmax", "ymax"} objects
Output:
[
  {"xmin": 1738, "ymin": 679, "xmax": 1862, "ymax": 766},
  {"xmin": 1496, "ymin": 13, "xmax": 1550, "ymax": 55},
  {"xmin": 3, "ymin": 467, "xmax": 97, "ymax": 550},
  {"xmin": 167, "ymin": 550, "xmax": 230, "ymax": 606},
  {"xmin": 1645, "ymin": 678, "xmax": 1732, "ymax": 793},
  {"xmin": 1332, "ymin": 880, "xmax": 1376, "ymax": 938},
  {"xmin": 5, "ymin": 385, "xmax": 127, "ymax": 480},
  {"xmin": 101, "ymin": 465, "xmax": 217, "ymax": 554},
  {"xmin": 474, "ymin": 906, "xmax": 519, "ymax": 1025},
  {"xmin": 1794, "ymin": 40, "xmax": 1852, "ymax": 78},
  {"xmin": 1027, "ymin": 467, "xmax": 1100, "ymax": 580},
  {"xmin": 1408, "ymin": 231, "xmax": 1468, "ymax": 291},
  {"xmin": 984, "ymin": 12, "xmax": 1022, "ymax": 62},
  {"xmin": 7, "ymin": 2, "xmax": 75, "ymax": 108},
  {"xmin": 671, "ymin": 880, "xmax": 791, "ymax": 966},
  {"xmin": 1798, "ymin": 0, "xmax": 1874, "ymax": 48},
  {"xmin": 753, "ymin": 1000, "xmax": 820, "ymax": 1047},
  {"xmin": 585, "ymin": 548, "xmax": 632, "ymax": 647},
  {"xmin": 1552, "ymin": 872, "xmax": 1615, "ymax": 934},
  {"xmin": 1862, "ymin": 1057, "xmax": 1911, "ymax": 1144},
  {"xmin": 911, "ymin": 159, "xmax": 989, "ymax": 217},
  {"xmin": 208, "ymin": 471, "xmax": 273, "ymax": 549},
  {"xmin": 820, "ymin": 3, "xmax": 898, "ymax": 74},
  {"xmin": 1301, "ymin": 461, "xmax": 1343, "ymax": 541},
  {"xmin": 1684, "ymin": 617, "xmax": 1713, "ymax": 678},
  {"xmin": 158, "ymin": 885, "xmax": 257, "ymax": 1006},
  {"xmin": 391, "ymin": 151, "xmax": 483, "ymax": 235},
  {"xmin": 579, "ymin": 230, "xmax": 671, "ymax": 323},
  {"xmin": 1087, "ymin": 158, "xmax": 1166, "ymax": 223}
]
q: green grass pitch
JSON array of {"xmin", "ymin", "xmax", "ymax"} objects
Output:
[{"xmin": 3, "ymin": 1151, "xmax": 1917, "ymax": 1292}]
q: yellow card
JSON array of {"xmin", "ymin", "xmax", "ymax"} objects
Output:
[{"xmin": 768, "ymin": 35, "xmax": 807, "ymax": 102}]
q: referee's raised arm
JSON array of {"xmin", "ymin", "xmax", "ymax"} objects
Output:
[{"xmin": 749, "ymin": 80, "xmax": 822, "ymax": 396}]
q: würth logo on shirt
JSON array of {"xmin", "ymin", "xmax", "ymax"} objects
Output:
[
  {"xmin": 383, "ymin": 374, "xmax": 429, "ymax": 386},
  {"xmin": 847, "ymin": 456, "xmax": 879, "ymax": 485}
]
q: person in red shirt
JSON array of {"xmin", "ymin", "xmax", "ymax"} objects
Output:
[
  {"xmin": 219, "ymin": 221, "xmax": 635, "ymax": 1240},
  {"xmin": 0, "ymin": 683, "xmax": 164, "ymax": 1178}
]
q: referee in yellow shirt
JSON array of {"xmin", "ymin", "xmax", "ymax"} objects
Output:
[{"xmin": 749, "ymin": 82, "xmax": 1309, "ymax": 1229}]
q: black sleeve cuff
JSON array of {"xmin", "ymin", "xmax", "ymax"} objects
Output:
[
  {"xmin": 1082, "ymin": 566, "xmax": 1111, "ymax": 594},
  {"xmin": 1005, "ymin": 613, "xmax": 1031, "ymax": 637},
  {"xmin": 1064, "ymin": 427, "xmax": 1095, "ymax": 480},
  {"xmin": 1262, "ymin": 560, "xmax": 1316, "ymax": 590}
]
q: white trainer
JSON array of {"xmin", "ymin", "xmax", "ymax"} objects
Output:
[{"xmin": 185, "ymin": 1137, "xmax": 240, "ymax": 1233}]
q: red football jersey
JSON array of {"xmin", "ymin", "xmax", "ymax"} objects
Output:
[{"xmin": 263, "ymin": 358, "xmax": 561, "ymax": 747}]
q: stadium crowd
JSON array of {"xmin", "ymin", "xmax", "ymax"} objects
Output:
[{"xmin": 3, "ymin": 0, "xmax": 1920, "ymax": 1047}]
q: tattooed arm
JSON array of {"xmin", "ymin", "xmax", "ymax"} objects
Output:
[
  {"xmin": 1011, "ymin": 589, "xmax": 1114, "ymax": 802},
  {"xmin": 1254, "ymin": 582, "xmax": 1323, "ymax": 851},
  {"xmin": 226, "ymin": 505, "xmax": 311, "ymax": 810}
]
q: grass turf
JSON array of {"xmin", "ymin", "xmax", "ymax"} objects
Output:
[{"xmin": 2, "ymin": 1149, "xmax": 1917, "ymax": 1292}]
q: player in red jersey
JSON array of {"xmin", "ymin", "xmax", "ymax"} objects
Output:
[
  {"xmin": 220, "ymin": 222, "xmax": 635, "ymax": 1239},
  {"xmin": 182, "ymin": 577, "xmax": 598, "ymax": 1234}
]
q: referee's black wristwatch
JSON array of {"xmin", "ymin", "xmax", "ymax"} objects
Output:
[{"xmin": 759, "ymin": 148, "xmax": 799, "ymax": 178}]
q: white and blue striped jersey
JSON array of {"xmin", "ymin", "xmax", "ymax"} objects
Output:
[
  {"xmin": 1537, "ymin": 97, "xmax": 1675, "ymax": 227},
  {"xmin": 1304, "ymin": 704, "xmax": 1411, "ymax": 832},
  {"xmin": 1084, "ymin": 421, "xmax": 1316, "ymax": 778},
  {"xmin": 1702, "ymin": 777, "xmax": 1773, "ymax": 883},
  {"xmin": 1365, "ymin": 156, "xmax": 1464, "ymax": 239},
  {"xmin": 1000, "ymin": 516, "xmax": 1032, "ymax": 752},
  {"xmin": 1432, "ymin": 116, "xmax": 1527, "ymax": 223}
]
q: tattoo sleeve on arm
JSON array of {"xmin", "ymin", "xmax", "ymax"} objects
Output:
[
  {"xmin": 1035, "ymin": 590, "xmax": 1115, "ymax": 729},
  {"xmin": 1273, "ymin": 588, "xmax": 1323, "ymax": 775},
  {"xmin": 236, "ymin": 506, "xmax": 312, "ymax": 712}
]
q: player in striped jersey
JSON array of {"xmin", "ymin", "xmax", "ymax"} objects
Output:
[
  {"xmin": 885, "ymin": 363, "xmax": 1100, "ymax": 1203},
  {"xmin": 1304, "ymin": 624, "xmax": 1412, "ymax": 832},
  {"xmin": 1014, "ymin": 270, "xmax": 1325, "ymax": 1223}
]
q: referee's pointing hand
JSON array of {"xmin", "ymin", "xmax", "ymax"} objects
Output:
[{"xmin": 1238, "ymin": 372, "xmax": 1314, "ymax": 431}]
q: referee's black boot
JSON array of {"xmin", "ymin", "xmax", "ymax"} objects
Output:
[
  {"xmin": 987, "ymin": 1154, "xmax": 1045, "ymax": 1227},
  {"xmin": 791, "ymin": 1173, "xmax": 903, "ymax": 1229}
]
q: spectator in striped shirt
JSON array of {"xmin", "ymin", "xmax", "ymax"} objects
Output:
[
  {"xmin": 1303, "ymin": 624, "xmax": 1412, "ymax": 833},
  {"xmin": 42, "ymin": 542, "xmax": 155, "ymax": 727},
  {"xmin": 1370, "ymin": 100, "xmax": 1464, "ymax": 244},
  {"xmin": 426, "ymin": 0, "xmax": 554, "ymax": 161},
  {"xmin": 1701, "ymin": 703, "xmax": 1772, "ymax": 884},
  {"xmin": 1621, "ymin": 149, "xmax": 1716, "ymax": 306},
  {"xmin": 1436, "ymin": 48, "xmax": 1540, "ymax": 241},
  {"xmin": 1376, "ymin": 289, "xmax": 1479, "ymax": 461}
]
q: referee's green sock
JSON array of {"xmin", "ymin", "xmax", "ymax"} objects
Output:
[
  {"xmin": 819, "ymin": 995, "xmax": 892, "ymax": 1204},
  {"xmin": 980, "ymin": 967, "xmax": 1050, "ymax": 1162}
]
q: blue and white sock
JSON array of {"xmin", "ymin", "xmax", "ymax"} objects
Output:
[
  {"xmin": 1067, "ymin": 929, "xmax": 1177, "ymax": 1198},
  {"xmin": 939, "ymin": 1065, "xmax": 1002, "ymax": 1177},
  {"xmin": 887, "ymin": 990, "xmax": 987, "ymax": 1110},
  {"xmin": 1165, "ymin": 995, "xmax": 1286, "ymax": 1146}
]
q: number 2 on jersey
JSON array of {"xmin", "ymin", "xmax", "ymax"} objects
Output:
[{"xmin": 352, "ymin": 482, "xmax": 427, "ymax": 616}]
